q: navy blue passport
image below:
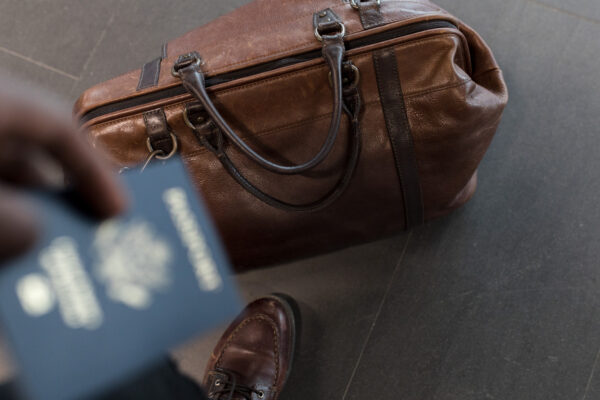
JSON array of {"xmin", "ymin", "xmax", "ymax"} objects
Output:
[{"xmin": 0, "ymin": 158, "xmax": 241, "ymax": 400}]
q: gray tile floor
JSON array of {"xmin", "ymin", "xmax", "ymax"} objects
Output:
[{"xmin": 1, "ymin": 0, "xmax": 599, "ymax": 399}]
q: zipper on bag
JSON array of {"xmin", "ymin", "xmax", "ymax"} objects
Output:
[{"xmin": 81, "ymin": 20, "xmax": 457, "ymax": 123}]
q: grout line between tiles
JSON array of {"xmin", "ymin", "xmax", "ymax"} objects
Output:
[
  {"xmin": 581, "ymin": 345, "xmax": 600, "ymax": 400},
  {"xmin": 527, "ymin": 0, "xmax": 600, "ymax": 25},
  {"xmin": 69, "ymin": 12, "xmax": 117, "ymax": 100},
  {"xmin": 79, "ymin": 13, "xmax": 115, "ymax": 76},
  {"xmin": 341, "ymin": 231, "xmax": 413, "ymax": 400},
  {"xmin": 0, "ymin": 45, "xmax": 79, "ymax": 81}
]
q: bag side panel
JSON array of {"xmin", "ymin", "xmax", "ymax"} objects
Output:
[
  {"xmin": 86, "ymin": 30, "xmax": 485, "ymax": 268},
  {"xmin": 408, "ymin": 21, "xmax": 508, "ymax": 219}
]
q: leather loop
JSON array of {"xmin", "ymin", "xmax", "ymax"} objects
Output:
[
  {"xmin": 174, "ymin": 31, "xmax": 346, "ymax": 175},
  {"xmin": 143, "ymin": 108, "xmax": 175, "ymax": 156},
  {"xmin": 353, "ymin": 0, "xmax": 385, "ymax": 29},
  {"xmin": 137, "ymin": 43, "xmax": 168, "ymax": 91}
]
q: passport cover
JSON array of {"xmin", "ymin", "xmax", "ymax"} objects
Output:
[{"xmin": 0, "ymin": 158, "xmax": 241, "ymax": 400}]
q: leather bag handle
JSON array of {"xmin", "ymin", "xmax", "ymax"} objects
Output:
[
  {"xmin": 186, "ymin": 82, "xmax": 362, "ymax": 212},
  {"xmin": 170, "ymin": 10, "xmax": 364, "ymax": 211},
  {"xmin": 172, "ymin": 13, "xmax": 347, "ymax": 175}
]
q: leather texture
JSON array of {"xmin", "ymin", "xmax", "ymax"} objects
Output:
[
  {"xmin": 74, "ymin": 0, "xmax": 508, "ymax": 270},
  {"xmin": 202, "ymin": 295, "xmax": 297, "ymax": 400}
]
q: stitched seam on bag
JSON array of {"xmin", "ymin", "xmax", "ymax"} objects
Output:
[
  {"xmin": 471, "ymin": 67, "xmax": 501, "ymax": 80},
  {"xmin": 93, "ymin": 34, "xmax": 467, "ymax": 130},
  {"xmin": 138, "ymin": 58, "xmax": 162, "ymax": 90},
  {"xmin": 91, "ymin": 76, "xmax": 467, "ymax": 132},
  {"xmin": 215, "ymin": 54, "xmax": 375, "ymax": 96},
  {"xmin": 175, "ymin": 3, "xmax": 348, "ymax": 76},
  {"xmin": 412, "ymin": 113, "xmax": 503, "ymax": 145},
  {"xmin": 137, "ymin": 62, "xmax": 148, "ymax": 91},
  {"xmin": 178, "ymin": 6, "xmax": 440, "ymax": 75},
  {"xmin": 180, "ymin": 99, "xmax": 380, "ymax": 159},
  {"xmin": 92, "ymin": 57, "xmax": 364, "ymax": 130},
  {"xmin": 211, "ymin": 31, "xmax": 459, "ymax": 98},
  {"xmin": 216, "ymin": 31, "xmax": 468, "ymax": 99},
  {"xmin": 152, "ymin": 59, "xmax": 160, "ymax": 86},
  {"xmin": 93, "ymin": 33, "xmax": 466, "ymax": 129},
  {"xmin": 181, "ymin": 79, "xmax": 475, "ymax": 156},
  {"xmin": 179, "ymin": 75, "xmax": 472, "ymax": 160},
  {"xmin": 207, "ymin": 26, "xmax": 457, "ymax": 76},
  {"xmin": 403, "ymin": 78, "xmax": 472, "ymax": 99},
  {"xmin": 92, "ymin": 77, "xmax": 469, "ymax": 132},
  {"xmin": 215, "ymin": 315, "xmax": 280, "ymax": 386}
]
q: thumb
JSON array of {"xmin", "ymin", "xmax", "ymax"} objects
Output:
[{"xmin": 0, "ymin": 186, "xmax": 39, "ymax": 262}]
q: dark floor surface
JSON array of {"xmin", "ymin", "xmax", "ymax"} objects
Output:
[{"xmin": 1, "ymin": 0, "xmax": 599, "ymax": 399}]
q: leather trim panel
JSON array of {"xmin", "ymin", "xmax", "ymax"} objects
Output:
[
  {"xmin": 137, "ymin": 43, "xmax": 168, "ymax": 91},
  {"xmin": 373, "ymin": 47, "xmax": 424, "ymax": 228},
  {"xmin": 357, "ymin": 1, "xmax": 385, "ymax": 29}
]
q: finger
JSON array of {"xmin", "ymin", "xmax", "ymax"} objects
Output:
[
  {"xmin": 46, "ymin": 126, "xmax": 129, "ymax": 218},
  {"xmin": 0, "ymin": 99, "xmax": 128, "ymax": 218},
  {"xmin": 0, "ymin": 185, "xmax": 39, "ymax": 262},
  {"xmin": 0, "ymin": 142, "xmax": 63, "ymax": 187}
]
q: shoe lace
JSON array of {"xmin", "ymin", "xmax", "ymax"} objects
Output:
[{"xmin": 208, "ymin": 369, "xmax": 265, "ymax": 400}]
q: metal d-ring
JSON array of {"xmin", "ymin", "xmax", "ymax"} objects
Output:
[
  {"xmin": 145, "ymin": 132, "xmax": 178, "ymax": 160},
  {"xmin": 171, "ymin": 53, "xmax": 202, "ymax": 77},
  {"xmin": 183, "ymin": 103, "xmax": 207, "ymax": 130},
  {"xmin": 314, "ymin": 22, "xmax": 346, "ymax": 42},
  {"xmin": 350, "ymin": 0, "xmax": 381, "ymax": 9}
]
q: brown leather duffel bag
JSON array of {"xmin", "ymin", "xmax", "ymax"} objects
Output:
[{"xmin": 74, "ymin": 0, "xmax": 507, "ymax": 269}]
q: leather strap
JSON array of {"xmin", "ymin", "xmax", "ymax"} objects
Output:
[
  {"xmin": 354, "ymin": 0, "xmax": 385, "ymax": 29},
  {"xmin": 137, "ymin": 43, "xmax": 168, "ymax": 91},
  {"xmin": 172, "ymin": 10, "xmax": 346, "ymax": 175},
  {"xmin": 172, "ymin": 10, "xmax": 361, "ymax": 211},
  {"xmin": 373, "ymin": 48, "xmax": 424, "ymax": 227},
  {"xmin": 187, "ymin": 79, "xmax": 362, "ymax": 212},
  {"xmin": 143, "ymin": 108, "xmax": 174, "ymax": 155}
]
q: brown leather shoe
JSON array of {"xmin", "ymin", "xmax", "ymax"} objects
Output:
[{"xmin": 202, "ymin": 294, "xmax": 298, "ymax": 400}]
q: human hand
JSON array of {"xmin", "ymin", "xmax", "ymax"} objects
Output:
[{"xmin": 0, "ymin": 81, "xmax": 127, "ymax": 261}]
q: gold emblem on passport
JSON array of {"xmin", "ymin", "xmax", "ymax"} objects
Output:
[{"xmin": 94, "ymin": 219, "xmax": 173, "ymax": 310}]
